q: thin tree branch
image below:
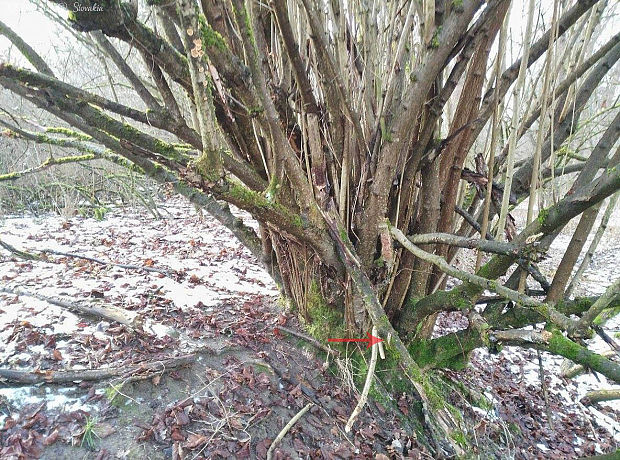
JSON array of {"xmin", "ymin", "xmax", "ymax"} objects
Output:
[
  {"xmin": 266, "ymin": 403, "xmax": 313, "ymax": 460},
  {"xmin": 345, "ymin": 326, "xmax": 378, "ymax": 433},
  {"xmin": 91, "ymin": 31, "xmax": 161, "ymax": 110},
  {"xmin": 574, "ymin": 278, "xmax": 620, "ymax": 333},
  {"xmin": 402, "ymin": 232, "xmax": 534, "ymax": 257}
]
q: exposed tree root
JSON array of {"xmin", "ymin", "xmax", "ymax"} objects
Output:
[
  {"xmin": 0, "ymin": 238, "xmax": 40, "ymax": 261},
  {"xmin": 0, "ymin": 354, "xmax": 195, "ymax": 384},
  {"xmin": 275, "ymin": 325, "xmax": 340, "ymax": 356},
  {"xmin": 0, "ymin": 238, "xmax": 175, "ymax": 277}
]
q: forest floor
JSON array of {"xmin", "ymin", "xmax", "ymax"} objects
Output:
[{"xmin": 0, "ymin": 198, "xmax": 619, "ymax": 459}]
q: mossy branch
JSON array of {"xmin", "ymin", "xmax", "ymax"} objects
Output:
[
  {"xmin": 0, "ymin": 153, "xmax": 96, "ymax": 182},
  {"xmin": 580, "ymin": 389, "xmax": 620, "ymax": 405},
  {"xmin": 573, "ymin": 278, "xmax": 620, "ymax": 333},
  {"xmin": 0, "ymin": 239, "xmax": 40, "ymax": 261},
  {"xmin": 0, "ymin": 120, "xmax": 139, "ymax": 174},
  {"xmin": 0, "ymin": 63, "xmax": 181, "ymax": 140},
  {"xmin": 389, "ymin": 224, "xmax": 575, "ymax": 331},
  {"xmin": 545, "ymin": 330, "xmax": 620, "ymax": 384},
  {"xmin": 321, "ymin": 207, "xmax": 464, "ymax": 457}
]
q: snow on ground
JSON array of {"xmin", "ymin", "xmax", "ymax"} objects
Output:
[{"xmin": 0, "ymin": 199, "xmax": 277, "ymax": 427}]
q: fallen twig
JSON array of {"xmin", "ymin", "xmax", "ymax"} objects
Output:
[
  {"xmin": 41, "ymin": 248, "xmax": 175, "ymax": 277},
  {"xmin": 276, "ymin": 325, "xmax": 339, "ymax": 355},
  {"xmin": 266, "ymin": 402, "xmax": 313, "ymax": 460},
  {"xmin": 0, "ymin": 238, "xmax": 40, "ymax": 260},
  {"xmin": 0, "ymin": 237, "xmax": 175, "ymax": 277},
  {"xmin": 0, "ymin": 286, "xmax": 143, "ymax": 329},
  {"xmin": 0, "ymin": 354, "xmax": 195, "ymax": 384},
  {"xmin": 345, "ymin": 326, "xmax": 379, "ymax": 432}
]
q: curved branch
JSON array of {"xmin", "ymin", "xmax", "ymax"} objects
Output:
[
  {"xmin": 401, "ymin": 232, "xmax": 533, "ymax": 257},
  {"xmin": 389, "ymin": 225, "xmax": 553, "ymax": 311}
]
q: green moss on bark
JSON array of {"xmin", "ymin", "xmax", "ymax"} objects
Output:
[
  {"xmin": 408, "ymin": 335, "xmax": 473, "ymax": 371},
  {"xmin": 548, "ymin": 330, "xmax": 620, "ymax": 383},
  {"xmin": 45, "ymin": 154, "xmax": 95, "ymax": 165},
  {"xmin": 198, "ymin": 14, "xmax": 228, "ymax": 53},
  {"xmin": 0, "ymin": 171, "xmax": 20, "ymax": 180},
  {"xmin": 45, "ymin": 127, "xmax": 92, "ymax": 141},
  {"xmin": 304, "ymin": 281, "xmax": 345, "ymax": 343}
]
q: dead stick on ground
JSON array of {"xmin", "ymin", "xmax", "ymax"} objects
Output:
[
  {"xmin": 266, "ymin": 402, "xmax": 313, "ymax": 460},
  {"xmin": 0, "ymin": 238, "xmax": 39, "ymax": 260},
  {"xmin": 345, "ymin": 326, "xmax": 379, "ymax": 432},
  {"xmin": 0, "ymin": 354, "xmax": 195, "ymax": 384},
  {"xmin": 42, "ymin": 249, "xmax": 175, "ymax": 277},
  {"xmin": 0, "ymin": 238, "xmax": 174, "ymax": 277},
  {"xmin": 276, "ymin": 325, "xmax": 339, "ymax": 355},
  {"xmin": 0, "ymin": 286, "xmax": 143, "ymax": 329}
]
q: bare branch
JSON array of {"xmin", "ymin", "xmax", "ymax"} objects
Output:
[
  {"xmin": 0, "ymin": 287, "xmax": 144, "ymax": 330},
  {"xmin": 91, "ymin": 31, "xmax": 161, "ymax": 111},
  {"xmin": 0, "ymin": 354, "xmax": 196, "ymax": 385}
]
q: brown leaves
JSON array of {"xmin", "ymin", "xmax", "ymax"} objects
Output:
[
  {"xmin": 42, "ymin": 429, "xmax": 59, "ymax": 446},
  {"xmin": 183, "ymin": 433, "xmax": 207, "ymax": 449}
]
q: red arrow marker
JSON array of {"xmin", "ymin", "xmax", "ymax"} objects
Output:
[{"xmin": 328, "ymin": 332, "xmax": 383, "ymax": 348}]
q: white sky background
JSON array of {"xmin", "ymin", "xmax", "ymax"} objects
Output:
[{"xmin": 0, "ymin": 1, "xmax": 62, "ymax": 60}]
